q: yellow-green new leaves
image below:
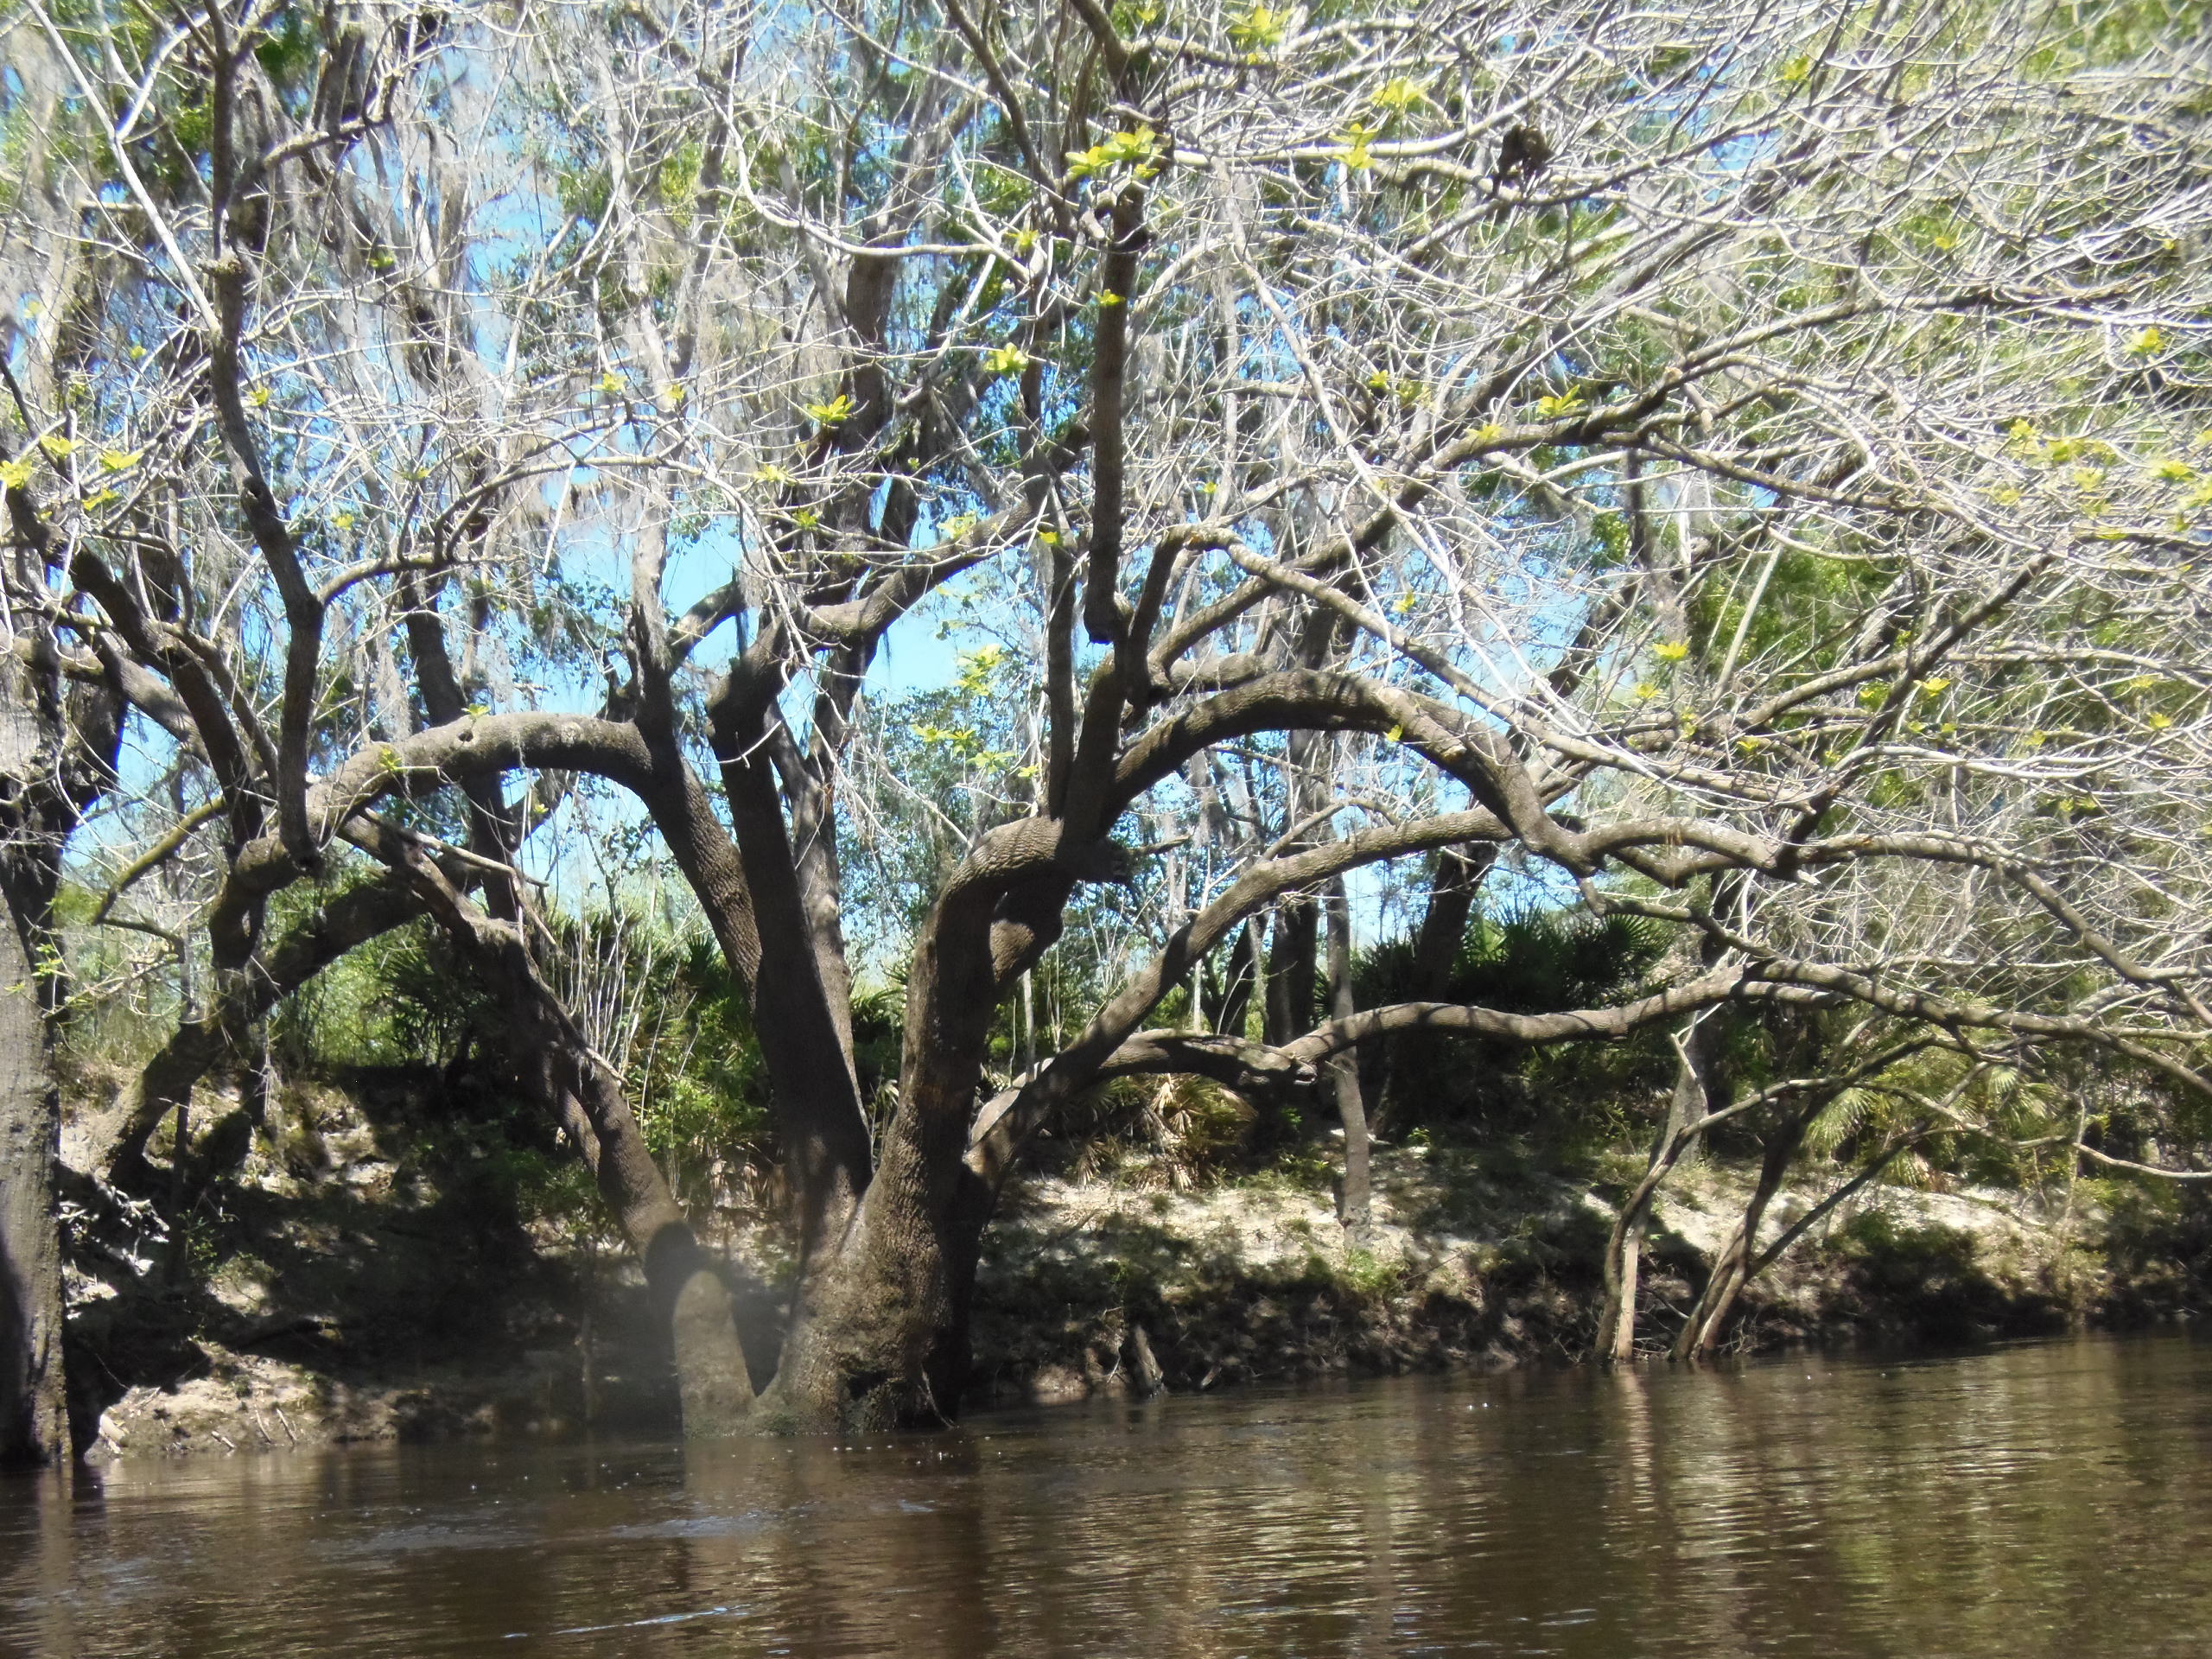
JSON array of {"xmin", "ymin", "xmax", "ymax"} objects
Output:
[
  {"xmin": 801, "ymin": 393, "xmax": 855, "ymax": 428},
  {"xmin": 37, "ymin": 434, "xmax": 76, "ymax": 461},
  {"xmin": 1065, "ymin": 127, "xmax": 1164, "ymax": 182},
  {"xmin": 100, "ymin": 448, "xmax": 142, "ymax": 473},
  {"xmin": 1336, "ymin": 122, "xmax": 1379, "ymax": 170},
  {"xmin": 1229, "ymin": 3, "xmax": 1289, "ymax": 54},
  {"xmin": 954, "ymin": 643, "xmax": 1006, "ymax": 696},
  {"xmin": 1365, "ymin": 371, "xmax": 1423, "ymax": 406},
  {"xmin": 0, "ymin": 457, "xmax": 32, "ymax": 491},
  {"xmin": 984, "ymin": 345, "xmax": 1031, "ymax": 376},
  {"xmin": 1371, "ymin": 77, "xmax": 1428, "ymax": 117}
]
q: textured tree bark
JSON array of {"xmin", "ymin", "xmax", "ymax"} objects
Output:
[
  {"xmin": 0, "ymin": 900, "xmax": 67, "ymax": 1467},
  {"xmin": 0, "ymin": 539, "xmax": 122, "ymax": 1465},
  {"xmin": 756, "ymin": 814, "xmax": 1062, "ymax": 1432}
]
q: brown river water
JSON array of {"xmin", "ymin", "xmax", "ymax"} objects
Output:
[{"xmin": 4, "ymin": 1332, "xmax": 2209, "ymax": 1657}]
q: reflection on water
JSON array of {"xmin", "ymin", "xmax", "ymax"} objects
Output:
[{"xmin": 5, "ymin": 1334, "xmax": 2209, "ymax": 1657}]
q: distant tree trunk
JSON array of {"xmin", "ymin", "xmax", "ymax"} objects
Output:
[
  {"xmin": 1325, "ymin": 880, "xmax": 1370, "ymax": 1234},
  {"xmin": 1411, "ymin": 846, "xmax": 1492, "ymax": 995},
  {"xmin": 1673, "ymin": 1106, "xmax": 1810, "ymax": 1361},
  {"xmin": 1263, "ymin": 899, "xmax": 1319, "ymax": 1049},
  {"xmin": 0, "ymin": 899, "xmax": 67, "ymax": 1467},
  {"xmin": 1386, "ymin": 844, "xmax": 1495, "ymax": 1124},
  {"xmin": 1204, "ymin": 920, "xmax": 1258, "ymax": 1039},
  {"xmin": 1598, "ymin": 1018, "xmax": 1713, "ymax": 1360}
]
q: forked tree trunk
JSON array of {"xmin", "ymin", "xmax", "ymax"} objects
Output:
[
  {"xmin": 760, "ymin": 1143, "xmax": 976, "ymax": 1433},
  {"xmin": 755, "ymin": 847, "xmax": 1014, "ymax": 1432},
  {"xmin": 1205, "ymin": 920, "xmax": 1258, "ymax": 1039},
  {"xmin": 0, "ymin": 900, "xmax": 67, "ymax": 1466}
]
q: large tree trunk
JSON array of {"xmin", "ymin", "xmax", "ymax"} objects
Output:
[
  {"xmin": 760, "ymin": 1132, "xmax": 977, "ymax": 1433},
  {"xmin": 0, "ymin": 555, "xmax": 122, "ymax": 1465},
  {"xmin": 0, "ymin": 900, "xmax": 67, "ymax": 1467},
  {"xmin": 756, "ymin": 832, "xmax": 1020, "ymax": 1433}
]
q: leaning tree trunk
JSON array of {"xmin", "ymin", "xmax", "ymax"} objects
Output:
[
  {"xmin": 486, "ymin": 925, "xmax": 753, "ymax": 1434},
  {"xmin": 376, "ymin": 841, "xmax": 757, "ymax": 1436},
  {"xmin": 0, "ymin": 899, "xmax": 67, "ymax": 1467},
  {"xmin": 98, "ymin": 874, "xmax": 428, "ymax": 1188}
]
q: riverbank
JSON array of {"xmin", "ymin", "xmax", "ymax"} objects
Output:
[
  {"xmin": 966, "ymin": 1139, "xmax": 2191, "ymax": 1404},
  {"xmin": 61, "ymin": 1078, "xmax": 2209, "ymax": 1460}
]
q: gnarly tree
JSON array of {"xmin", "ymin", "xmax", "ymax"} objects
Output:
[{"xmin": 10, "ymin": 0, "xmax": 2209, "ymax": 1439}]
